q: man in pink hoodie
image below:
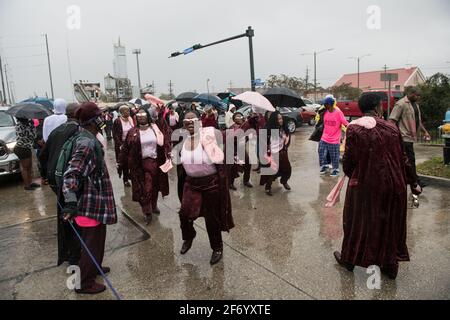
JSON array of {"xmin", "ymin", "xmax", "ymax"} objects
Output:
[{"xmin": 319, "ymin": 96, "xmax": 348, "ymax": 177}]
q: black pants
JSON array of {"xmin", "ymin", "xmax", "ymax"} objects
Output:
[
  {"xmin": 179, "ymin": 215, "xmax": 223, "ymax": 251},
  {"xmin": 403, "ymin": 142, "xmax": 419, "ymax": 183},
  {"xmin": 79, "ymin": 224, "xmax": 107, "ymax": 289}
]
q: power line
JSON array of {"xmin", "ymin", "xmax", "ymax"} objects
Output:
[
  {"xmin": 1, "ymin": 44, "xmax": 45, "ymax": 49},
  {"xmin": 5, "ymin": 53, "xmax": 47, "ymax": 59}
]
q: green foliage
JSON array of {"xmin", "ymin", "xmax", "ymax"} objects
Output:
[
  {"xmin": 418, "ymin": 73, "xmax": 450, "ymax": 131},
  {"xmin": 159, "ymin": 93, "xmax": 175, "ymax": 100},
  {"xmin": 265, "ymin": 74, "xmax": 307, "ymax": 95},
  {"xmin": 330, "ymin": 83, "xmax": 362, "ymax": 101},
  {"xmin": 417, "ymin": 157, "xmax": 450, "ymax": 179}
]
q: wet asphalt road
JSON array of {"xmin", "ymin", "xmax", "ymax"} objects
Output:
[{"xmin": 0, "ymin": 126, "xmax": 448, "ymax": 300}]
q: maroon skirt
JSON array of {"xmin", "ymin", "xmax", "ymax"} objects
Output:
[{"xmin": 180, "ymin": 174, "xmax": 220, "ymax": 220}]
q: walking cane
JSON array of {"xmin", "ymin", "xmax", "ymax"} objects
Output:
[{"xmin": 57, "ymin": 201, "xmax": 122, "ymax": 300}]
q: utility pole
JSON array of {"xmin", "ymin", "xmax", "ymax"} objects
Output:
[
  {"xmin": 229, "ymin": 80, "xmax": 233, "ymax": 91},
  {"xmin": 348, "ymin": 54, "xmax": 370, "ymax": 90},
  {"xmin": 300, "ymin": 48, "xmax": 334, "ymax": 102},
  {"xmin": 206, "ymin": 79, "xmax": 210, "ymax": 94},
  {"xmin": 152, "ymin": 80, "xmax": 155, "ymax": 95},
  {"xmin": 4, "ymin": 65, "xmax": 11, "ymax": 105},
  {"xmin": 44, "ymin": 34, "xmax": 54, "ymax": 99},
  {"xmin": 305, "ymin": 67, "xmax": 309, "ymax": 94},
  {"xmin": 383, "ymin": 64, "xmax": 388, "ymax": 89},
  {"xmin": 0, "ymin": 56, "xmax": 6, "ymax": 104},
  {"xmin": 168, "ymin": 80, "xmax": 174, "ymax": 98},
  {"xmin": 132, "ymin": 49, "xmax": 142, "ymax": 93},
  {"xmin": 10, "ymin": 81, "xmax": 15, "ymax": 104}
]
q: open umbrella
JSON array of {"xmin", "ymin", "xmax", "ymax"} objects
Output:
[
  {"xmin": 192, "ymin": 93, "xmax": 226, "ymax": 110},
  {"xmin": 7, "ymin": 102, "xmax": 52, "ymax": 119},
  {"xmin": 176, "ymin": 92, "xmax": 197, "ymax": 102},
  {"xmin": 21, "ymin": 97, "xmax": 54, "ymax": 110},
  {"xmin": 233, "ymin": 91, "xmax": 275, "ymax": 111},
  {"xmin": 217, "ymin": 92, "xmax": 236, "ymax": 100},
  {"xmin": 263, "ymin": 87, "xmax": 305, "ymax": 108},
  {"xmin": 144, "ymin": 94, "xmax": 165, "ymax": 106},
  {"xmin": 129, "ymin": 98, "xmax": 149, "ymax": 105}
]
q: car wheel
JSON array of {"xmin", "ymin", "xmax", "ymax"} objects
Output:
[
  {"xmin": 287, "ymin": 119, "xmax": 296, "ymax": 133},
  {"xmin": 308, "ymin": 118, "xmax": 316, "ymax": 126}
]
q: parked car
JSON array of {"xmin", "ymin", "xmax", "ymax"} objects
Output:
[
  {"xmin": 301, "ymin": 97, "xmax": 321, "ymax": 112},
  {"xmin": 337, "ymin": 90, "xmax": 404, "ymax": 119},
  {"xmin": 0, "ymin": 106, "xmax": 21, "ymax": 177}
]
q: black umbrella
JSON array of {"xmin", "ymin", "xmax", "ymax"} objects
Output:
[
  {"xmin": 176, "ymin": 92, "xmax": 197, "ymax": 102},
  {"xmin": 6, "ymin": 102, "xmax": 52, "ymax": 119},
  {"xmin": 263, "ymin": 87, "xmax": 306, "ymax": 108}
]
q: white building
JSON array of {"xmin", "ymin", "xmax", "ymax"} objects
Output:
[{"xmin": 113, "ymin": 38, "xmax": 128, "ymax": 79}]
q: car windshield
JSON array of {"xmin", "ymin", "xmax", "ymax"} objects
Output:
[
  {"xmin": 0, "ymin": 111, "xmax": 15, "ymax": 127},
  {"xmin": 303, "ymin": 98, "xmax": 313, "ymax": 104}
]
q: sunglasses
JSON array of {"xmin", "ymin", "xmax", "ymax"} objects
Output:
[{"xmin": 183, "ymin": 118, "xmax": 199, "ymax": 123}]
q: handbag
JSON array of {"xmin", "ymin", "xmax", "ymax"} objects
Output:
[{"xmin": 309, "ymin": 123, "xmax": 324, "ymax": 142}]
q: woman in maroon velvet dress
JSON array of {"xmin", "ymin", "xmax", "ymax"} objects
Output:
[
  {"xmin": 259, "ymin": 111, "xmax": 292, "ymax": 196},
  {"xmin": 112, "ymin": 105, "xmax": 134, "ymax": 187},
  {"xmin": 334, "ymin": 93, "xmax": 421, "ymax": 279},
  {"xmin": 226, "ymin": 112, "xmax": 256, "ymax": 190},
  {"xmin": 119, "ymin": 107, "xmax": 171, "ymax": 224},
  {"xmin": 200, "ymin": 106, "xmax": 218, "ymax": 128},
  {"xmin": 177, "ymin": 111, "xmax": 233, "ymax": 265}
]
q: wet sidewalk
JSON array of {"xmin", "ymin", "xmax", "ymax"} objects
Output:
[{"xmin": 0, "ymin": 127, "xmax": 449, "ymax": 300}]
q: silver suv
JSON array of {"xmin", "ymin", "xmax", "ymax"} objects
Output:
[{"xmin": 0, "ymin": 106, "xmax": 20, "ymax": 176}]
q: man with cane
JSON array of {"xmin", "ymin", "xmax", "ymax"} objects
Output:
[{"xmin": 61, "ymin": 102, "xmax": 118, "ymax": 294}]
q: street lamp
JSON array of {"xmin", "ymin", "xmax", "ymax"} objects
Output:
[
  {"xmin": 132, "ymin": 49, "xmax": 142, "ymax": 92},
  {"xmin": 348, "ymin": 54, "xmax": 371, "ymax": 90},
  {"xmin": 300, "ymin": 48, "xmax": 334, "ymax": 102},
  {"xmin": 169, "ymin": 26, "xmax": 256, "ymax": 91}
]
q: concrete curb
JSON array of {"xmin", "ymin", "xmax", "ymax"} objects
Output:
[
  {"xmin": 118, "ymin": 206, "xmax": 151, "ymax": 240},
  {"xmin": 417, "ymin": 143, "xmax": 444, "ymax": 148},
  {"xmin": 418, "ymin": 174, "xmax": 450, "ymax": 188}
]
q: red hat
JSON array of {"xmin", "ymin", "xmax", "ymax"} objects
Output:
[{"xmin": 75, "ymin": 102, "xmax": 102, "ymax": 125}]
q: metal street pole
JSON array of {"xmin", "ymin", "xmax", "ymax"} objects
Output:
[
  {"xmin": 132, "ymin": 49, "xmax": 142, "ymax": 93},
  {"xmin": 246, "ymin": 26, "xmax": 256, "ymax": 91},
  {"xmin": 349, "ymin": 54, "xmax": 370, "ymax": 90},
  {"xmin": 168, "ymin": 26, "xmax": 256, "ymax": 91},
  {"xmin": 0, "ymin": 56, "xmax": 6, "ymax": 104},
  {"xmin": 44, "ymin": 34, "xmax": 54, "ymax": 99},
  {"xmin": 206, "ymin": 79, "xmax": 210, "ymax": 94},
  {"xmin": 301, "ymin": 48, "xmax": 333, "ymax": 102}
]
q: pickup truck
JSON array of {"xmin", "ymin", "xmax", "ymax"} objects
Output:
[{"xmin": 337, "ymin": 90, "xmax": 404, "ymax": 119}]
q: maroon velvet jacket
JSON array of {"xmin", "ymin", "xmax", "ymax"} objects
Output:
[
  {"xmin": 340, "ymin": 118, "xmax": 416, "ymax": 268},
  {"xmin": 119, "ymin": 126, "xmax": 171, "ymax": 202}
]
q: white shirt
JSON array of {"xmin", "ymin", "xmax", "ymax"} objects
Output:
[
  {"xmin": 270, "ymin": 132, "xmax": 287, "ymax": 154},
  {"xmin": 180, "ymin": 139, "xmax": 217, "ymax": 177},
  {"xmin": 225, "ymin": 111, "xmax": 235, "ymax": 128},
  {"xmin": 43, "ymin": 114, "xmax": 67, "ymax": 142},
  {"xmin": 140, "ymin": 128, "xmax": 157, "ymax": 159},
  {"xmin": 121, "ymin": 118, "xmax": 134, "ymax": 141}
]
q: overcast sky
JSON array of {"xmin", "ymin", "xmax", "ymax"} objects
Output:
[{"xmin": 1, "ymin": 0, "xmax": 449, "ymax": 102}]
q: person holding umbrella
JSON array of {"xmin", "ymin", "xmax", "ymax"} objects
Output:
[
  {"xmin": 14, "ymin": 117, "xmax": 40, "ymax": 190},
  {"xmin": 112, "ymin": 105, "xmax": 134, "ymax": 187},
  {"xmin": 119, "ymin": 107, "xmax": 171, "ymax": 224},
  {"xmin": 165, "ymin": 106, "xmax": 180, "ymax": 131},
  {"xmin": 226, "ymin": 112, "xmax": 255, "ymax": 189},
  {"xmin": 259, "ymin": 111, "xmax": 292, "ymax": 196}
]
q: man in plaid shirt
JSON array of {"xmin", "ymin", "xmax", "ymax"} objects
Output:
[{"xmin": 62, "ymin": 102, "xmax": 117, "ymax": 294}]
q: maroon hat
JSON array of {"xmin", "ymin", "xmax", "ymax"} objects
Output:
[{"xmin": 75, "ymin": 102, "xmax": 102, "ymax": 125}]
